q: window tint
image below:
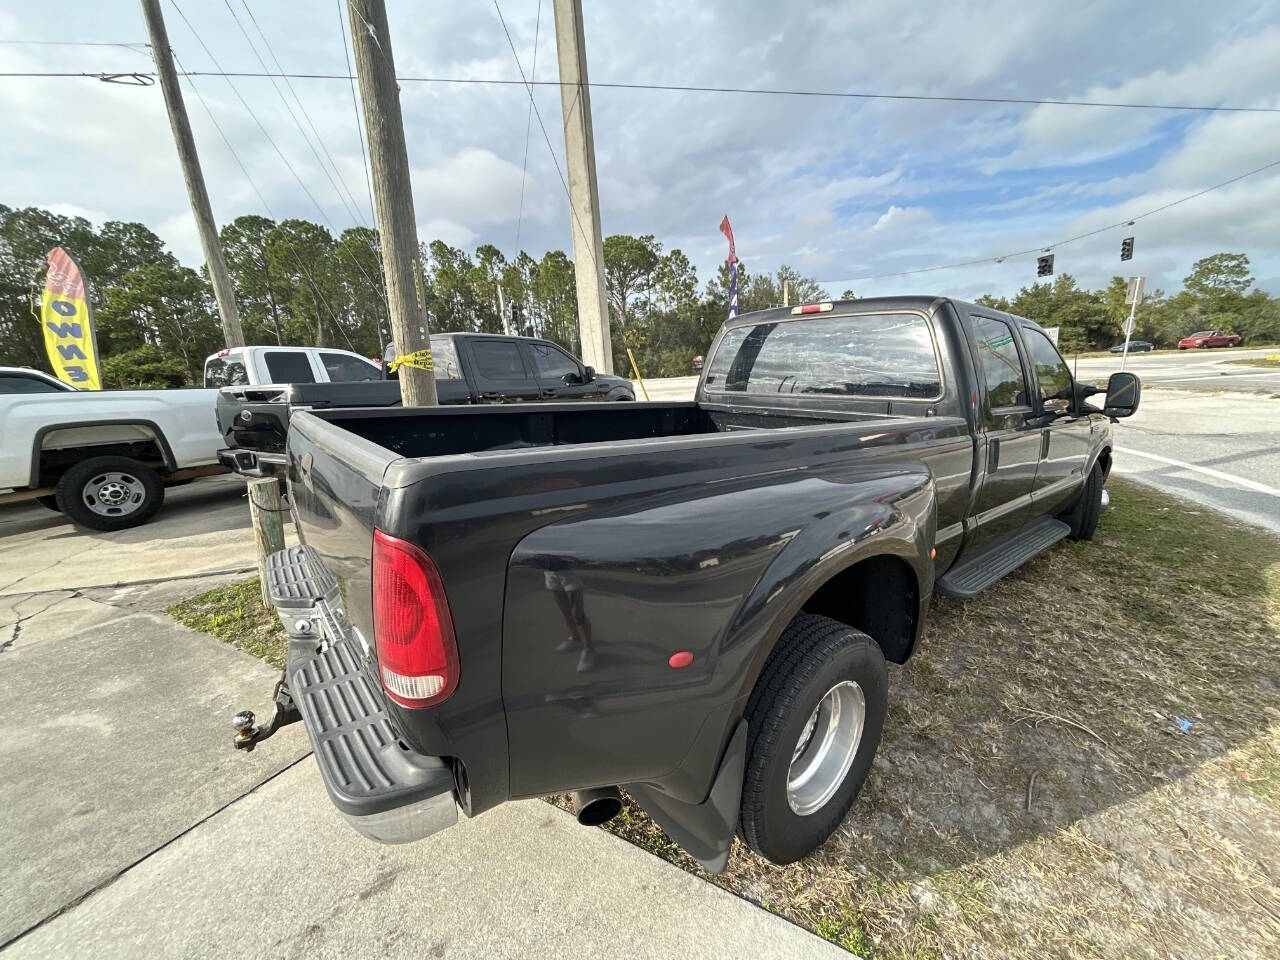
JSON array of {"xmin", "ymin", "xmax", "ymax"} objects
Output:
[
  {"xmin": 0, "ymin": 374, "xmax": 69, "ymax": 394},
  {"xmin": 1023, "ymin": 328, "xmax": 1073, "ymax": 411},
  {"xmin": 971, "ymin": 316, "xmax": 1027, "ymax": 413},
  {"xmin": 528, "ymin": 342, "xmax": 580, "ymax": 381},
  {"xmin": 263, "ymin": 351, "xmax": 316, "ymax": 383},
  {"xmin": 429, "ymin": 336, "xmax": 462, "ymax": 378},
  {"xmin": 319, "ymin": 352, "xmax": 380, "ymax": 383},
  {"xmin": 470, "ymin": 340, "xmax": 527, "ymax": 380},
  {"xmin": 704, "ymin": 313, "xmax": 941, "ymax": 399}
]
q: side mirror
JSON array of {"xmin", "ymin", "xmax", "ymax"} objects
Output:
[
  {"xmin": 1103, "ymin": 372, "xmax": 1141, "ymax": 418},
  {"xmin": 582, "ymin": 365, "xmax": 596, "ymax": 382}
]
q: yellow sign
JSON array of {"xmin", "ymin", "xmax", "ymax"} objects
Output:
[{"xmin": 40, "ymin": 246, "xmax": 101, "ymax": 389}]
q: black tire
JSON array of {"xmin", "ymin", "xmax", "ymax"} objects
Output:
[
  {"xmin": 1065, "ymin": 462, "xmax": 1104, "ymax": 541},
  {"xmin": 35, "ymin": 495, "xmax": 61, "ymax": 513},
  {"xmin": 739, "ymin": 614, "xmax": 888, "ymax": 865},
  {"xmin": 55, "ymin": 456, "xmax": 165, "ymax": 531}
]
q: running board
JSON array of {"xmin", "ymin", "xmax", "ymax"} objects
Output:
[{"xmin": 937, "ymin": 516, "xmax": 1071, "ymax": 599}]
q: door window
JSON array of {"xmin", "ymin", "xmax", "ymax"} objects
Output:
[
  {"xmin": 318, "ymin": 352, "xmax": 380, "ymax": 382},
  {"xmin": 470, "ymin": 340, "xmax": 528, "ymax": 380},
  {"xmin": 1022, "ymin": 328, "xmax": 1073, "ymax": 413},
  {"xmin": 971, "ymin": 316, "xmax": 1028, "ymax": 418},
  {"xmin": 263, "ymin": 351, "xmax": 316, "ymax": 383},
  {"xmin": 528, "ymin": 342, "xmax": 580, "ymax": 381}
]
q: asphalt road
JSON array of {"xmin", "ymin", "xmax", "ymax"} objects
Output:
[{"xmin": 1075, "ymin": 345, "xmax": 1280, "ymax": 394}]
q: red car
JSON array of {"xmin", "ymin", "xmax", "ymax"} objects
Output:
[{"xmin": 1178, "ymin": 329, "xmax": 1241, "ymax": 349}]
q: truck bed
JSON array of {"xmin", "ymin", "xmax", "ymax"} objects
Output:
[{"xmin": 315, "ymin": 400, "xmax": 895, "ymax": 460}]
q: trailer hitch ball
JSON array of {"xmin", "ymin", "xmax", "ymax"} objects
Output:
[{"xmin": 233, "ymin": 710, "xmax": 258, "ymax": 746}]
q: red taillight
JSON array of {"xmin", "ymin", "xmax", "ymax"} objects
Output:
[{"xmin": 372, "ymin": 530, "xmax": 459, "ymax": 708}]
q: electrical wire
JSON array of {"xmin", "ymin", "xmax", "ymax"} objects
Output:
[
  {"xmin": 171, "ymin": 48, "xmax": 359, "ymax": 352},
  {"xmin": 5, "ymin": 66, "xmax": 1278, "ymax": 115},
  {"xmin": 492, "ymin": 0, "xmax": 606, "ymax": 284},
  {"xmin": 336, "ymin": 0, "xmax": 376, "ymax": 224},
  {"xmin": 168, "ymin": 0, "xmax": 384, "ymax": 319},
  {"xmin": 513, "ymin": 0, "xmax": 542, "ymax": 258},
  {"xmin": 823, "ymin": 156, "xmax": 1280, "ymax": 284}
]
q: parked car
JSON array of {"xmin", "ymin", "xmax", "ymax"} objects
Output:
[
  {"xmin": 232, "ymin": 295, "xmax": 1140, "ymax": 870},
  {"xmin": 1178, "ymin": 330, "xmax": 1241, "ymax": 349},
  {"xmin": 0, "ymin": 367, "xmax": 224, "ymax": 530},
  {"xmin": 1110, "ymin": 340, "xmax": 1154, "ymax": 353},
  {"xmin": 216, "ymin": 332, "xmax": 635, "ymax": 477},
  {"xmin": 203, "ymin": 344, "xmax": 384, "ymax": 388}
]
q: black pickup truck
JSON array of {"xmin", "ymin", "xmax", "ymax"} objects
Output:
[
  {"xmin": 216, "ymin": 331, "xmax": 634, "ymax": 476},
  {"xmin": 233, "ymin": 295, "xmax": 1139, "ymax": 870}
]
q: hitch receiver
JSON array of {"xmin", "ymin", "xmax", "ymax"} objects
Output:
[{"xmin": 233, "ymin": 674, "xmax": 300, "ymax": 751}]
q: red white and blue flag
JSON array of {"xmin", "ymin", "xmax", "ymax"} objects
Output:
[{"xmin": 719, "ymin": 215, "xmax": 738, "ymax": 319}]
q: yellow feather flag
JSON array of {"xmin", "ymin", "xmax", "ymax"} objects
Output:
[{"xmin": 40, "ymin": 246, "xmax": 102, "ymax": 390}]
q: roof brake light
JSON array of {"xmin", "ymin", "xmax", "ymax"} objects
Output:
[{"xmin": 791, "ymin": 302, "xmax": 833, "ymax": 315}]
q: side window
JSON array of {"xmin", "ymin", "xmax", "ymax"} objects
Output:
[
  {"xmin": 469, "ymin": 340, "xmax": 527, "ymax": 381},
  {"xmin": 263, "ymin": 351, "xmax": 316, "ymax": 384},
  {"xmin": 319, "ymin": 351, "xmax": 380, "ymax": 383},
  {"xmin": 1022, "ymin": 328, "xmax": 1073, "ymax": 413},
  {"xmin": 529, "ymin": 343, "xmax": 580, "ymax": 381},
  {"xmin": 0, "ymin": 374, "xmax": 69, "ymax": 394},
  {"xmin": 971, "ymin": 316, "xmax": 1028, "ymax": 416},
  {"xmin": 428, "ymin": 337, "xmax": 462, "ymax": 379}
]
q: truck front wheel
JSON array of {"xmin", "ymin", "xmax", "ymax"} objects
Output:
[
  {"xmin": 55, "ymin": 456, "xmax": 165, "ymax": 531},
  {"xmin": 739, "ymin": 614, "xmax": 887, "ymax": 864}
]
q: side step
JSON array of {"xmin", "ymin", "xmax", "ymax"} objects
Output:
[{"xmin": 937, "ymin": 516, "xmax": 1071, "ymax": 599}]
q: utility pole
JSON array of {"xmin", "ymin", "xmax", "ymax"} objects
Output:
[
  {"xmin": 553, "ymin": 0, "xmax": 613, "ymax": 374},
  {"xmin": 346, "ymin": 0, "xmax": 436, "ymax": 405},
  {"xmin": 140, "ymin": 0, "xmax": 244, "ymax": 348}
]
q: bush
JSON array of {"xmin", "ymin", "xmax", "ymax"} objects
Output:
[{"xmin": 101, "ymin": 345, "xmax": 188, "ymax": 389}]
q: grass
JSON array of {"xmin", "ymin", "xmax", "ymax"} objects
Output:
[
  {"xmin": 168, "ymin": 577, "xmax": 287, "ymax": 667},
  {"xmin": 173, "ymin": 481, "xmax": 1280, "ymax": 959},
  {"xmin": 1225, "ymin": 354, "xmax": 1280, "ymax": 368}
]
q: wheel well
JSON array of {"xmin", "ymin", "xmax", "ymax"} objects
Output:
[
  {"xmin": 800, "ymin": 554, "xmax": 918, "ymax": 664},
  {"xmin": 38, "ymin": 439, "xmax": 167, "ymax": 488}
]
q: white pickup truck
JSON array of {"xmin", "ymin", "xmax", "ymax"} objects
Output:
[{"xmin": 0, "ymin": 367, "xmax": 224, "ymax": 531}]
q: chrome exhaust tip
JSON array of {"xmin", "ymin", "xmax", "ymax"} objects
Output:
[{"xmin": 572, "ymin": 786, "xmax": 622, "ymax": 826}]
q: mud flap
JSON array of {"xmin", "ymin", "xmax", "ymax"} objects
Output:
[{"xmin": 626, "ymin": 719, "xmax": 747, "ymax": 874}]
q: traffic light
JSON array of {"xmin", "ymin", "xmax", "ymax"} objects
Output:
[
  {"xmin": 1120, "ymin": 236, "xmax": 1134, "ymax": 262},
  {"xmin": 1036, "ymin": 254, "xmax": 1054, "ymax": 278}
]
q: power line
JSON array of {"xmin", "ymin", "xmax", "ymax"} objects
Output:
[
  {"xmin": 171, "ymin": 50, "xmax": 357, "ymax": 351},
  {"xmin": 5, "ymin": 66, "xmax": 1280, "ymax": 115},
  {"xmin": 513, "ymin": 0, "xmax": 542, "ymax": 258},
  {"xmin": 336, "ymin": 0, "xmax": 376, "ymax": 223},
  {"xmin": 167, "ymin": 0, "xmax": 385, "ymax": 313},
  {"xmin": 234, "ymin": 0, "xmax": 369, "ymax": 226},
  {"xmin": 491, "ymin": 0, "xmax": 605, "ymax": 283},
  {"xmin": 0, "ymin": 39, "xmax": 150, "ymax": 56},
  {"xmin": 823, "ymin": 156, "xmax": 1280, "ymax": 285}
]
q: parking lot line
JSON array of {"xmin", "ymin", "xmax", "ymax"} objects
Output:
[{"xmin": 1116, "ymin": 446, "xmax": 1280, "ymax": 497}]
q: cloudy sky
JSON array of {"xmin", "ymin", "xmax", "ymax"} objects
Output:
[{"xmin": 2, "ymin": 1, "xmax": 1277, "ymax": 300}]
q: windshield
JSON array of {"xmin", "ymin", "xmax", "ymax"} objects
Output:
[{"xmin": 704, "ymin": 312, "xmax": 942, "ymax": 399}]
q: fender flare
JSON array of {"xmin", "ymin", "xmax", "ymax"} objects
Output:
[{"xmin": 30, "ymin": 418, "xmax": 176, "ymax": 488}]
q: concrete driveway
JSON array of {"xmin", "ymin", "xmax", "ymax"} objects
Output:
[{"xmin": 0, "ymin": 476, "xmax": 842, "ymax": 959}]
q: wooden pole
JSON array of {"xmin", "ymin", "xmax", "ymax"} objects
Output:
[
  {"xmin": 248, "ymin": 477, "xmax": 286, "ymax": 610},
  {"xmin": 139, "ymin": 0, "xmax": 244, "ymax": 349},
  {"xmin": 345, "ymin": 0, "xmax": 436, "ymax": 406}
]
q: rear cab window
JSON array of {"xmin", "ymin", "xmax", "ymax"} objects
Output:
[
  {"xmin": 204, "ymin": 353, "xmax": 249, "ymax": 388},
  {"xmin": 429, "ymin": 337, "xmax": 462, "ymax": 379},
  {"xmin": 704, "ymin": 312, "xmax": 942, "ymax": 399}
]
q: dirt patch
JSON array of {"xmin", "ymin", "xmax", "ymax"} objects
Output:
[{"xmin": 580, "ymin": 479, "xmax": 1280, "ymax": 958}]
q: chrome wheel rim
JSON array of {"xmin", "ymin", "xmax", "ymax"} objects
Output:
[
  {"xmin": 83, "ymin": 471, "xmax": 146, "ymax": 517},
  {"xmin": 786, "ymin": 680, "xmax": 865, "ymax": 816}
]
